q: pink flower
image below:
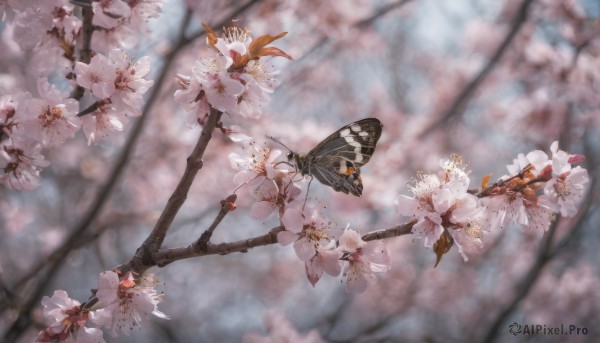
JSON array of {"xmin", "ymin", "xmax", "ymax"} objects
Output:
[
  {"xmin": 279, "ymin": 208, "xmax": 331, "ymax": 260},
  {"xmin": 305, "ymin": 247, "xmax": 342, "ymax": 287},
  {"xmin": 539, "ymin": 166, "xmax": 588, "ymax": 217},
  {"xmin": 75, "ymin": 54, "xmax": 117, "ymax": 99},
  {"xmin": 173, "ymin": 74, "xmax": 210, "ymax": 126},
  {"xmin": 108, "ymin": 49, "xmax": 154, "ymax": 116},
  {"xmin": 36, "ymin": 290, "xmax": 105, "ymax": 343},
  {"xmin": 483, "ymin": 193, "xmax": 554, "ymax": 233},
  {"xmin": 278, "ymin": 208, "xmax": 341, "ymax": 286},
  {"xmin": 91, "ymin": 271, "xmax": 168, "ymax": 336},
  {"xmin": 175, "ymin": 24, "xmax": 290, "ymax": 121},
  {"xmin": 203, "ymin": 71, "xmax": 244, "ymax": 114},
  {"xmin": 337, "ymin": 229, "xmax": 391, "ymax": 294},
  {"xmin": 249, "ymin": 179, "xmax": 280, "ymax": 220},
  {"xmin": 92, "ymin": 0, "xmax": 131, "ymax": 29},
  {"xmin": 0, "ymin": 95, "xmax": 17, "ymax": 137},
  {"xmin": 80, "ymin": 105, "xmax": 127, "ymax": 145},
  {"xmin": 0, "ymin": 135, "xmax": 50, "ymax": 190},
  {"xmin": 230, "ymin": 145, "xmax": 288, "ymax": 186},
  {"xmin": 17, "ymin": 78, "xmax": 80, "ymax": 148}
]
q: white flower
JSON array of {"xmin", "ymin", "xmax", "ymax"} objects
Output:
[
  {"xmin": 37, "ymin": 290, "xmax": 105, "ymax": 343},
  {"xmin": 539, "ymin": 166, "xmax": 589, "ymax": 217},
  {"xmin": 91, "ymin": 271, "xmax": 168, "ymax": 336},
  {"xmin": 75, "ymin": 54, "xmax": 117, "ymax": 99},
  {"xmin": 80, "ymin": 105, "xmax": 127, "ymax": 145},
  {"xmin": 337, "ymin": 229, "xmax": 391, "ymax": 294},
  {"xmin": 0, "ymin": 135, "xmax": 49, "ymax": 190},
  {"xmin": 17, "ymin": 78, "xmax": 80, "ymax": 148},
  {"xmin": 108, "ymin": 49, "xmax": 154, "ymax": 116}
]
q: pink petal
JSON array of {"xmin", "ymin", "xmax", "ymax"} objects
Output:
[
  {"xmin": 320, "ymin": 250, "xmax": 341, "ymax": 276},
  {"xmin": 277, "ymin": 231, "xmax": 298, "ymax": 246},
  {"xmin": 305, "ymin": 257, "xmax": 323, "ymax": 287},
  {"xmin": 345, "ymin": 266, "xmax": 369, "ymax": 294},
  {"xmin": 281, "ymin": 207, "xmax": 304, "ymax": 233},
  {"xmin": 250, "ymin": 201, "xmax": 276, "ymax": 220},
  {"xmin": 293, "ymin": 238, "xmax": 316, "ymax": 262}
]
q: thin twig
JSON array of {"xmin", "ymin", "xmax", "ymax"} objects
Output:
[
  {"xmin": 194, "ymin": 194, "xmax": 238, "ymax": 252},
  {"xmin": 419, "ymin": 0, "xmax": 535, "ymax": 137},
  {"xmin": 71, "ymin": 5, "xmax": 94, "ymax": 100},
  {"xmin": 76, "ymin": 100, "xmax": 103, "ymax": 117}
]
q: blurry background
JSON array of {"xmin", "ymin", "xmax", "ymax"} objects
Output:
[{"xmin": 1, "ymin": 0, "xmax": 599, "ymax": 342}]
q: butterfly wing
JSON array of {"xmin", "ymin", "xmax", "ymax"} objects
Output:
[{"xmin": 306, "ymin": 118, "xmax": 383, "ymax": 196}]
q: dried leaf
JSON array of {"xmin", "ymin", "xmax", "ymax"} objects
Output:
[
  {"xmin": 433, "ymin": 229, "xmax": 454, "ymax": 268},
  {"xmin": 248, "ymin": 32, "xmax": 287, "ymax": 59},
  {"xmin": 481, "ymin": 174, "xmax": 491, "ymax": 190},
  {"xmin": 202, "ymin": 23, "xmax": 219, "ymax": 47},
  {"xmin": 256, "ymin": 46, "xmax": 293, "ymax": 60}
]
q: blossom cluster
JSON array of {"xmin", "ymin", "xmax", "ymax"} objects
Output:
[
  {"xmin": 229, "ymin": 142, "xmax": 392, "ymax": 293},
  {"xmin": 398, "ymin": 141, "xmax": 588, "ymax": 265},
  {"xmin": 37, "ymin": 271, "xmax": 167, "ymax": 343},
  {"xmin": 74, "ymin": 48, "xmax": 154, "ymax": 144},
  {"xmin": 174, "ymin": 24, "xmax": 292, "ymax": 126},
  {"xmin": 0, "ymin": 1, "xmax": 157, "ymax": 190},
  {"xmin": 229, "ymin": 140, "xmax": 588, "ymax": 293}
]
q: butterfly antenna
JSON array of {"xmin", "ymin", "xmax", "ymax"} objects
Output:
[{"xmin": 266, "ymin": 135, "xmax": 293, "ymax": 153}]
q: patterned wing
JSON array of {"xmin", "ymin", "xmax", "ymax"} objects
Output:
[
  {"xmin": 308, "ymin": 118, "xmax": 382, "ymax": 167},
  {"xmin": 306, "ymin": 118, "xmax": 383, "ymax": 196}
]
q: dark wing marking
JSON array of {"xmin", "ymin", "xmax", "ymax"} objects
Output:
[
  {"xmin": 308, "ymin": 118, "xmax": 382, "ymax": 168},
  {"xmin": 310, "ymin": 161, "xmax": 363, "ymax": 196}
]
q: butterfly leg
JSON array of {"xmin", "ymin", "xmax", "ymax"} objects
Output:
[{"xmin": 301, "ymin": 175, "xmax": 314, "ymax": 215}]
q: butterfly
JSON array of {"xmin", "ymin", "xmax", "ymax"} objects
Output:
[{"xmin": 270, "ymin": 118, "xmax": 383, "ymax": 197}]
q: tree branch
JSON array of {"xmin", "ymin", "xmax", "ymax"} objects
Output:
[
  {"xmin": 123, "ymin": 108, "xmax": 223, "ymax": 273},
  {"xmin": 419, "ymin": 0, "xmax": 535, "ymax": 137},
  {"xmin": 152, "ymin": 221, "xmax": 415, "ymax": 268},
  {"xmin": 194, "ymin": 194, "xmax": 238, "ymax": 252}
]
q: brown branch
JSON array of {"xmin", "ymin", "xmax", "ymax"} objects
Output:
[
  {"xmin": 152, "ymin": 221, "xmax": 415, "ymax": 268},
  {"xmin": 115, "ymin": 108, "xmax": 223, "ymax": 274},
  {"xmin": 419, "ymin": 0, "xmax": 536, "ymax": 137},
  {"xmin": 362, "ymin": 220, "xmax": 416, "ymax": 241},
  {"xmin": 71, "ymin": 4, "xmax": 94, "ymax": 100},
  {"xmin": 355, "ymin": 0, "xmax": 415, "ymax": 28},
  {"xmin": 76, "ymin": 100, "xmax": 103, "ymax": 117},
  {"xmin": 194, "ymin": 194, "xmax": 238, "ymax": 252}
]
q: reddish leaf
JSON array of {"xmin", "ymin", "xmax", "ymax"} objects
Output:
[
  {"xmin": 202, "ymin": 23, "xmax": 219, "ymax": 47},
  {"xmin": 255, "ymin": 46, "xmax": 293, "ymax": 60},
  {"xmin": 433, "ymin": 229, "xmax": 454, "ymax": 268},
  {"xmin": 248, "ymin": 32, "xmax": 287, "ymax": 59}
]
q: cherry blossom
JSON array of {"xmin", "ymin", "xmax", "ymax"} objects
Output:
[
  {"xmin": 337, "ymin": 228, "xmax": 391, "ymax": 294},
  {"xmin": 80, "ymin": 105, "xmax": 127, "ymax": 145},
  {"xmin": 92, "ymin": 0, "xmax": 131, "ymax": 29},
  {"xmin": 36, "ymin": 290, "xmax": 104, "ymax": 343},
  {"xmin": 16, "ymin": 78, "xmax": 80, "ymax": 148},
  {"xmin": 74, "ymin": 49, "xmax": 154, "ymax": 143},
  {"xmin": 108, "ymin": 49, "xmax": 154, "ymax": 116},
  {"xmin": 74, "ymin": 54, "xmax": 117, "ymax": 99},
  {"xmin": 0, "ymin": 135, "xmax": 50, "ymax": 190},
  {"xmin": 91, "ymin": 271, "xmax": 168, "ymax": 336},
  {"xmin": 175, "ymin": 24, "xmax": 291, "ymax": 123}
]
